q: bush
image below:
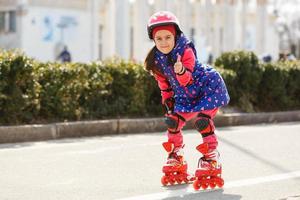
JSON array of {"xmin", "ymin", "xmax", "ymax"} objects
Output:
[
  {"xmin": 215, "ymin": 51, "xmax": 263, "ymax": 112},
  {"xmin": 258, "ymin": 61, "xmax": 300, "ymax": 111},
  {"xmin": 36, "ymin": 59, "xmax": 162, "ymax": 121},
  {"xmin": 215, "ymin": 51, "xmax": 300, "ymax": 112},
  {"xmin": 0, "ymin": 50, "xmax": 163, "ymax": 124},
  {"xmin": 287, "ymin": 63, "xmax": 300, "ymax": 109},
  {"xmin": 258, "ymin": 63, "xmax": 289, "ymax": 111},
  {"xmin": 100, "ymin": 59, "xmax": 145, "ymax": 117},
  {"xmin": 0, "ymin": 50, "xmax": 40, "ymax": 124},
  {"xmin": 36, "ymin": 62, "xmax": 106, "ymax": 121},
  {"xmin": 77, "ymin": 61, "xmax": 113, "ymax": 119},
  {"xmin": 0, "ymin": 49, "xmax": 299, "ymax": 125}
]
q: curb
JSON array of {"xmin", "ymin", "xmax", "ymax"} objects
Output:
[{"xmin": 0, "ymin": 110, "xmax": 300, "ymax": 144}]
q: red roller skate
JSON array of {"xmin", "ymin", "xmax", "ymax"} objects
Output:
[
  {"xmin": 193, "ymin": 143, "xmax": 224, "ymax": 190},
  {"xmin": 161, "ymin": 142, "xmax": 194, "ymax": 186}
]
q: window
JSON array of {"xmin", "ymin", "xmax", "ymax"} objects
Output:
[{"xmin": 0, "ymin": 10, "xmax": 16, "ymax": 33}]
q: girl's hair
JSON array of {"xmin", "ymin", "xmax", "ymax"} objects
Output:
[
  {"xmin": 144, "ymin": 46, "xmax": 162, "ymax": 76},
  {"xmin": 144, "ymin": 47, "xmax": 177, "ymax": 77}
]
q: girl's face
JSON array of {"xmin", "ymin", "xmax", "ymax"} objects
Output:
[{"xmin": 154, "ymin": 30, "xmax": 175, "ymax": 54}]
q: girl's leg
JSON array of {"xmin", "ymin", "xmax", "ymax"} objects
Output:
[
  {"xmin": 193, "ymin": 108, "xmax": 224, "ymax": 190},
  {"xmin": 165, "ymin": 113, "xmax": 185, "ymax": 148},
  {"xmin": 194, "ymin": 108, "xmax": 219, "ymax": 150},
  {"xmin": 166, "ymin": 112, "xmax": 198, "ymax": 148},
  {"xmin": 162, "ymin": 112, "xmax": 198, "ymax": 185}
]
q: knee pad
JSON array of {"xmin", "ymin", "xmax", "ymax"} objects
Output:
[
  {"xmin": 194, "ymin": 114, "xmax": 215, "ymax": 137},
  {"xmin": 164, "ymin": 113, "xmax": 185, "ymax": 134}
]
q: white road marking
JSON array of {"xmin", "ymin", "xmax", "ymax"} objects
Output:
[{"xmin": 117, "ymin": 170, "xmax": 300, "ymax": 200}]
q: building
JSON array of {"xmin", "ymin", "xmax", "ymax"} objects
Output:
[
  {"xmin": 0, "ymin": 0, "xmax": 279, "ymax": 62},
  {"xmin": 0, "ymin": 0, "xmax": 98, "ymax": 62}
]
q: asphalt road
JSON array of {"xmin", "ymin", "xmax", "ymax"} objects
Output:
[{"xmin": 0, "ymin": 122, "xmax": 300, "ymax": 200}]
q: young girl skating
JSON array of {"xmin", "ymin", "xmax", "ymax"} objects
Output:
[{"xmin": 144, "ymin": 11, "xmax": 230, "ymax": 190}]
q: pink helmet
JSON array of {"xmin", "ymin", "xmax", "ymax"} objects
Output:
[{"xmin": 147, "ymin": 11, "xmax": 182, "ymax": 39}]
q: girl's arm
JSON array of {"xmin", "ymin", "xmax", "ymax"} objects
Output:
[
  {"xmin": 154, "ymin": 73, "xmax": 174, "ymax": 104},
  {"xmin": 176, "ymin": 48, "xmax": 195, "ymax": 86}
]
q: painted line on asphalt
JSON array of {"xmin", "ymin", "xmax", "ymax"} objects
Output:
[{"xmin": 117, "ymin": 170, "xmax": 300, "ymax": 200}]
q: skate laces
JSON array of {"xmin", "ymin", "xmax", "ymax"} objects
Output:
[
  {"xmin": 166, "ymin": 146, "xmax": 184, "ymax": 166},
  {"xmin": 198, "ymin": 149, "xmax": 220, "ymax": 169},
  {"xmin": 204, "ymin": 149, "xmax": 219, "ymax": 161}
]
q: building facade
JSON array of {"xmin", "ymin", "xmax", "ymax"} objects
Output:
[{"xmin": 0, "ymin": 0, "xmax": 279, "ymax": 62}]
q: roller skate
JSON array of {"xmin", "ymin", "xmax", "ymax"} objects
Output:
[
  {"xmin": 161, "ymin": 142, "xmax": 194, "ymax": 186},
  {"xmin": 193, "ymin": 143, "xmax": 224, "ymax": 190}
]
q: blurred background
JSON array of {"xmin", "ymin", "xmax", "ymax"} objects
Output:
[
  {"xmin": 1, "ymin": 0, "xmax": 299, "ymax": 63},
  {"xmin": 0, "ymin": 0, "xmax": 299, "ymax": 125}
]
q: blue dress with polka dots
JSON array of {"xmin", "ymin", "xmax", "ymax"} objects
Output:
[{"xmin": 154, "ymin": 34, "xmax": 230, "ymax": 112}]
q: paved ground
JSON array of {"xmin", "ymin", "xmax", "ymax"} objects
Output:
[{"xmin": 0, "ymin": 122, "xmax": 300, "ymax": 200}]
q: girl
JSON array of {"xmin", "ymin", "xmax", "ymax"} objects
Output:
[{"xmin": 144, "ymin": 11, "xmax": 230, "ymax": 188}]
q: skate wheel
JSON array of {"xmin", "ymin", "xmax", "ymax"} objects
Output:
[
  {"xmin": 216, "ymin": 178, "xmax": 224, "ymax": 188},
  {"xmin": 183, "ymin": 177, "xmax": 189, "ymax": 184},
  {"xmin": 209, "ymin": 180, "xmax": 216, "ymax": 189},
  {"xmin": 161, "ymin": 176, "xmax": 168, "ymax": 186},
  {"xmin": 169, "ymin": 178, "xmax": 175, "ymax": 185},
  {"xmin": 193, "ymin": 180, "xmax": 201, "ymax": 190},
  {"xmin": 176, "ymin": 177, "xmax": 182, "ymax": 184},
  {"xmin": 201, "ymin": 181, "xmax": 209, "ymax": 190}
]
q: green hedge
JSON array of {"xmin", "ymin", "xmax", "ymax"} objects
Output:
[
  {"xmin": 257, "ymin": 61, "xmax": 300, "ymax": 111},
  {"xmin": 215, "ymin": 51, "xmax": 263, "ymax": 111},
  {"xmin": 215, "ymin": 50, "xmax": 300, "ymax": 112},
  {"xmin": 0, "ymin": 50, "xmax": 161, "ymax": 125},
  {"xmin": 0, "ymin": 51, "xmax": 40, "ymax": 124},
  {"xmin": 0, "ymin": 50, "xmax": 299, "ymax": 125}
]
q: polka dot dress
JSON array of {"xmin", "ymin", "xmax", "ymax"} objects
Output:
[{"xmin": 155, "ymin": 34, "xmax": 230, "ymax": 113}]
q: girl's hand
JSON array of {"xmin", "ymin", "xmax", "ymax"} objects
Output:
[{"xmin": 174, "ymin": 55, "xmax": 185, "ymax": 74}]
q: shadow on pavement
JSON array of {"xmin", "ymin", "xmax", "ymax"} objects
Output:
[
  {"xmin": 162, "ymin": 189, "xmax": 242, "ymax": 200},
  {"xmin": 0, "ymin": 142, "xmax": 33, "ymax": 149},
  {"xmin": 278, "ymin": 194, "xmax": 300, "ymax": 200},
  {"xmin": 219, "ymin": 136, "xmax": 291, "ymax": 173}
]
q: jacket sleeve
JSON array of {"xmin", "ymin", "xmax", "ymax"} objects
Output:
[
  {"xmin": 154, "ymin": 73, "xmax": 174, "ymax": 104},
  {"xmin": 176, "ymin": 48, "xmax": 195, "ymax": 86}
]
